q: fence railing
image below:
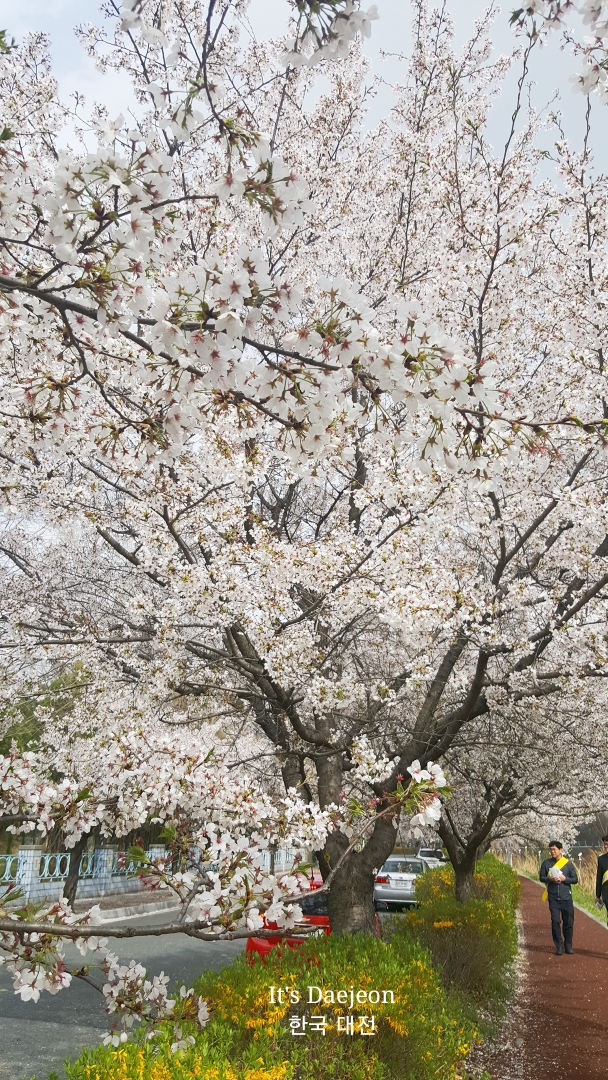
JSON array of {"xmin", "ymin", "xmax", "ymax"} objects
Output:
[
  {"xmin": 0, "ymin": 845, "xmax": 304, "ymax": 904},
  {"xmin": 39, "ymin": 852, "xmax": 71, "ymax": 882},
  {"xmin": 0, "ymin": 853, "xmax": 18, "ymax": 884},
  {"xmin": 0, "ymin": 846, "xmax": 168, "ymax": 904}
]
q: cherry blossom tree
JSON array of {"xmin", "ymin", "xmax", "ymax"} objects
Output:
[
  {"xmin": 431, "ymin": 701, "xmax": 607, "ymax": 900},
  {"xmin": 2, "ymin": 0, "xmax": 608, "ymax": 1039},
  {"xmin": 0, "ymin": 0, "xmax": 459, "ymax": 1036}
]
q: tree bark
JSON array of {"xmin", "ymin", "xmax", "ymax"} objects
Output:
[
  {"xmin": 453, "ymin": 856, "xmax": 476, "ymax": 903},
  {"xmin": 62, "ymin": 833, "xmax": 87, "ymax": 909},
  {"xmin": 438, "ymin": 816, "xmax": 479, "ymax": 903},
  {"xmin": 327, "ymin": 854, "xmax": 378, "ymax": 935},
  {"xmin": 322, "ymin": 816, "xmax": 396, "ymax": 936}
]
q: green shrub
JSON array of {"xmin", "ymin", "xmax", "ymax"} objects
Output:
[
  {"xmin": 414, "ymin": 855, "xmax": 521, "ymax": 914},
  {"xmin": 58, "ymin": 933, "xmax": 479, "ymax": 1080},
  {"xmin": 388, "ymin": 855, "xmax": 520, "ymax": 1008},
  {"xmin": 392, "ymin": 897, "xmax": 517, "ymax": 1004}
]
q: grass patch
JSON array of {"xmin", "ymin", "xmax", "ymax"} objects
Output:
[{"xmin": 572, "ymin": 884, "xmax": 607, "ymax": 920}]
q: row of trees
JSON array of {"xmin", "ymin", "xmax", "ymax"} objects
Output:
[{"xmin": 1, "ymin": 0, "xmax": 608, "ymax": 1041}]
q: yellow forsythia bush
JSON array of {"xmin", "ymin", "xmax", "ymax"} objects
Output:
[
  {"xmin": 391, "ymin": 854, "xmax": 520, "ymax": 1004},
  {"xmin": 59, "ymin": 933, "xmax": 480, "ymax": 1080},
  {"xmin": 68, "ymin": 1052, "xmax": 292, "ymax": 1080}
]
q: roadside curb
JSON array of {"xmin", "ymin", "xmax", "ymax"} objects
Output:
[
  {"xmin": 76, "ymin": 898, "xmax": 180, "ymax": 923},
  {"xmin": 572, "ymin": 901, "xmax": 608, "ymax": 929}
]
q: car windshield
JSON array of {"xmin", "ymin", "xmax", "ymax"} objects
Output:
[
  {"xmin": 419, "ymin": 850, "xmax": 442, "ymax": 859},
  {"xmin": 384, "ymin": 860, "xmax": 424, "ymax": 875}
]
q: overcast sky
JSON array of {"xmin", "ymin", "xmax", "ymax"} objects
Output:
[{"xmin": 1, "ymin": 0, "xmax": 603, "ymax": 167}]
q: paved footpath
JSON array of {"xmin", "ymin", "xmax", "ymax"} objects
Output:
[{"xmin": 477, "ymin": 876, "xmax": 608, "ymax": 1080}]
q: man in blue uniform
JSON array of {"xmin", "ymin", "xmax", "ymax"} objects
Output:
[{"xmin": 539, "ymin": 841, "xmax": 578, "ymax": 955}]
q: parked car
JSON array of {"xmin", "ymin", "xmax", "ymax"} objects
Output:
[
  {"xmin": 416, "ymin": 848, "xmax": 447, "ymax": 869},
  {"xmin": 374, "ymin": 856, "xmax": 426, "ymax": 910},
  {"xmin": 246, "ymin": 879, "xmax": 330, "ymax": 961}
]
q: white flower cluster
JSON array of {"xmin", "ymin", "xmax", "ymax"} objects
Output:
[
  {"xmin": 0, "ymin": 133, "xmax": 498, "ymax": 465},
  {"xmin": 0, "ymin": 16, "xmax": 524, "ymax": 476},
  {"xmin": 258, "ymin": 288, "xmax": 498, "ymax": 467},
  {"xmin": 519, "ymin": 1, "xmax": 608, "ymax": 104},
  {"xmin": 213, "ymin": 140, "xmax": 315, "ymax": 236},
  {"xmin": 0, "ymin": 899, "xmax": 105, "ymax": 1002},
  {"xmin": 406, "ymin": 761, "xmax": 447, "ymax": 837},
  {"xmin": 567, "ymin": 0, "xmax": 608, "ymax": 103},
  {"xmin": 100, "ymin": 955, "xmax": 210, "ymax": 1047},
  {"xmin": 0, "ymin": 750, "xmax": 96, "ymax": 840},
  {"xmin": 350, "ymin": 734, "xmax": 395, "ymax": 783},
  {"xmin": 0, "ymin": 732, "xmax": 335, "ymax": 850},
  {"xmin": 282, "ymin": 2, "xmax": 379, "ymax": 67}
]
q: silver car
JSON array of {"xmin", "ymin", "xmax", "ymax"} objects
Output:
[
  {"xmin": 416, "ymin": 847, "xmax": 446, "ymax": 870},
  {"xmin": 374, "ymin": 857, "xmax": 426, "ymax": 910}
]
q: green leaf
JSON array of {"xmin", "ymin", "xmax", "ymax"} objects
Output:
[
  {"xmin": 0, "ymin": 31, "xmax": 16, "ymax": 55},
  {"xmin": 127, "ymin": 844, "xmax": 148, "ymax": 864},
  {"xmin": 0, "ymin": 126, "xmax": 14, "ymax": 141},
  {"xmin": 509, "ymin": 8, "xmax": 524, "ymax": 24}
]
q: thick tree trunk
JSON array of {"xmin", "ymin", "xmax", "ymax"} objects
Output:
[
  {"xmin": 62, "ymin": 833, "xmax": 87, "ymax": 909},
  {"xmin": 321, "ymin": 817, "xmax": 397, "ymax": 936},
  {"xmin": 453, "ymin": 855, "xmax": 476, "ymax": 903},
  {"xmin": 326, "ymin": 852, "xmax": 379, "ymax": 936}
]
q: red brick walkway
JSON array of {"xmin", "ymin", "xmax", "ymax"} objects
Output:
[{"xmin": 475, "ymin": 875, "xmax": 608, "ymax": 1080}]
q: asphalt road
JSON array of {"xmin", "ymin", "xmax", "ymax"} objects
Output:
[{"xmin": 0, "ymin": 910, "xmax": 245, "ymax": 1080}]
